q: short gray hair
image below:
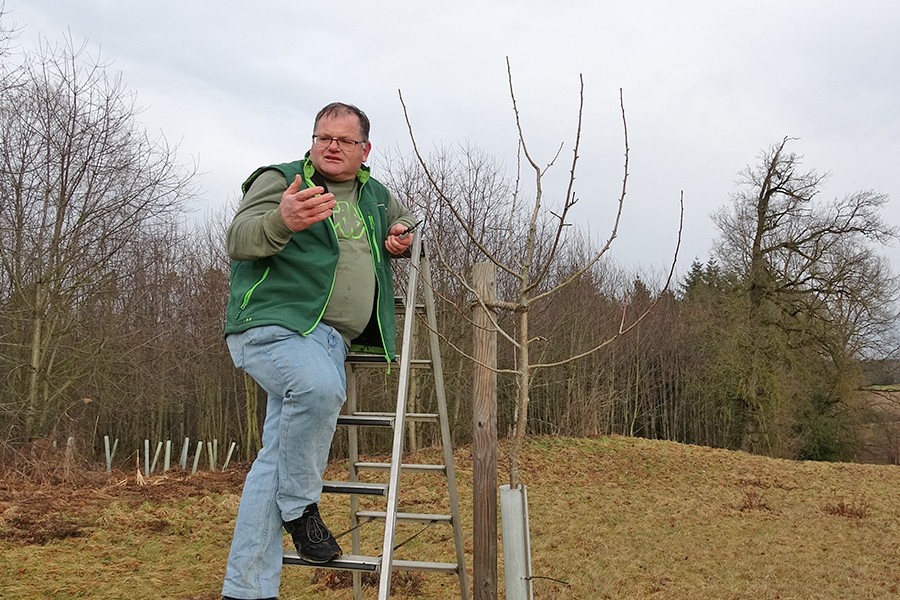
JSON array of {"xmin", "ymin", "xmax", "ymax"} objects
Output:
[{"xmin": 314, "ymin": 102, "xmax": 370, "ymax": 141}]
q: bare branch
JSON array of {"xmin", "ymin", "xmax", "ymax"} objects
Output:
[
  {"xmin": 531, "ymin": 88, "xmax": 631, "ymax": 305},
  {"xmin": 528, "ymin": 73, "xmax": 585, "ymax": 293},
  {"xmin": 398, "ymin": 89, "xmax": 521, "ymax": 282}
]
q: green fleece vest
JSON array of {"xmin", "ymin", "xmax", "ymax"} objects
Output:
[{"xmin": 223, "ymin": 158, "xmax": 397, "ymax": 361}]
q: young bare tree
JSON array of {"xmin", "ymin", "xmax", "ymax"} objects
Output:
[
  {"xmin": 400, "ymin": 60, "xmax": 682, "ymax": 488},
  {"xmin": 378, "ymin": 143, "xmax": 524, "ymax": 443}
]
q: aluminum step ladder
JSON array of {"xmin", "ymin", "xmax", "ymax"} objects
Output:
[{"xmin": 283, "ymin": 235, "xmax": 468, "ymax": 600}]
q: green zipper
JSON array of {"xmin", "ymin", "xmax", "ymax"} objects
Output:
[
  {"xmin": 240, "ymin": 266, "xmax": 270, "ymax": 309},
  {"xmin": 303, "ymin": 216, "xmax": 339, "ymax": 335},
  {"xmin": 367, "ymin": 214, "xmax": 383, "ymax": 264}
]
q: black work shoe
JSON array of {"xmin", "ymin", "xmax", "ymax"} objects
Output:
[{"xmin": 283, "ymin": 503, "xmax": 342, "ymax": 563}]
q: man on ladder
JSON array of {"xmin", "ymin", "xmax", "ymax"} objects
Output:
[{"xmin": 221, "ymin": 102, "xmax": 417, "ymax": 600}]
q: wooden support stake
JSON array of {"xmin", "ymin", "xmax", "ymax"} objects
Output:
[{"xmin": 472, "ymin": 262, "xmax": 498, "ymax": 600}]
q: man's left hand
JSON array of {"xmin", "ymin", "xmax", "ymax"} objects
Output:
[{"xmin": 385, "ymin": 223, "xmax": 415, "ymax": 256}]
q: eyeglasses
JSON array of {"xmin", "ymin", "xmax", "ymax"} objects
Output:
[{"xmin": 312, "ymin": 135, "xmax": 367, "ymax": 152}]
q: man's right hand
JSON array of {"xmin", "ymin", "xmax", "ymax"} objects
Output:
[{"xmin": 279, "ymin": 175, "xmax": 336, "ymax": 232}]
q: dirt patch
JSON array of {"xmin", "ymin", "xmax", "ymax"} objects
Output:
[{"xmin": 0, "ymin": 465, "xmax": 247, "ymax": 545}]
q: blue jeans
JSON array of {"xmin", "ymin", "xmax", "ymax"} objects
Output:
[{"xmin": 222, "ymin": 324, "xmax": 348, "ymax": 599}]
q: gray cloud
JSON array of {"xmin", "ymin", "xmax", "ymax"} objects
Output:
[{"xmin": 8, "ymin": 0, "xmax": 900, "ymax": 276}]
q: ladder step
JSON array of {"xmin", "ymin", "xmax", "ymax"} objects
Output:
[
  {"xmin": 393, "ymin": 296, "xmax": 425, "ymax": 312},
  {"xmin": 352, "ymin": 411, "xmax": 439, "ymax": 423},
  {"xmin": 283, "ymin": 552, "xmax": 379, "ymax": 571},
  {"xmin": 355, "ymin": 462, "xmax": 447, "ymax": 474},
  {"xmin": 336, "ymin": 412, "xmax": 440, "ymax": 428},
  {"xmin": 392, "ymin": 558, "xmax": 459, "ymax": 574},
  {"xmin": 322, "ymin": 480, "xmax": 388, "ymax": 496},
  {"xmin": 356, "ymin": 510, "xmax": 453, "ymax": 524},
  {"xmin": 346, "ymin": 353, "xmax": 431, "ymax": 367},
  {"xmin": 337, "ymin": 414, "xmax": 394, "ymax": 427},
  {"xmin": 345, "ymin": 353, "xmax": 396, "ymax": 365},
  {"xmin": 283, "ymin": 552, "xmax": 458, "ymax": 574}
]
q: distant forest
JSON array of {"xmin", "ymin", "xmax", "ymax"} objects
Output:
[{"xmin": 860, "ymin": 360, "xmax": 900, "ymax": 387}]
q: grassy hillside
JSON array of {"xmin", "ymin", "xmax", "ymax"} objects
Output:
[{"xmin": 2, "ymin": 436, "xmax": 899, "ymax": 599}]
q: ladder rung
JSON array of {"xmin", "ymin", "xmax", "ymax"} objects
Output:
[
  {"xmin": 283, "ymin": 552, "xmax": 459, "ymax": 574},
  {"xmin": 352, "ymin": 411, "xmax": 439, "ymax": 423},
  {"xmin": 322, "ymin": 480, "xmax": 388, "ymax": 496},
  {"xmin": 337, "ymin": 415, "xmax": 394, "ymax": 427},
  {"xmin": 355, "ymin": 462, "xmax": 447, "ymax": 474},
  {"xmin": 283, "ymin": 552, "xmax": 379, "ymax": 571},
  {"xmin": 346, "ymin": 353, "xmax": 396, "ymax": 365},
  {"xmin": 393, "ymin": 559, "xmax": 458, "ymax": 574},
  {"xmin": 356, "ymin": 510, "xmax": 453, "ymax": 524},
  {"xmin": 393, "ymin": 296, "xmax": 425, "ymax": 312},
  {"xmin": 346, "ymin": 354, "xmax": 431, "ymax": 368}
]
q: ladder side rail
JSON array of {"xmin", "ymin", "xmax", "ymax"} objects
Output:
[
  {"xmin": 345, "ymin": 363, "xmax": 363, "ymax": 600},
  {"xmin": 377, "ymin": 233, "xmax": 423, "ymax": 600},
  {"xmin": 421, "ymin": 250, "xmax": 469, "ymax": 600}
]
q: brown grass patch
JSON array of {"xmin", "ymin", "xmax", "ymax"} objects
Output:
[
  {"xmin": 2, "ymin": 437, "xmax": 900, "ymax": 599},
  {"xmin": 311, "ymin": 569, "xmax": 425, "ymax": 595}
]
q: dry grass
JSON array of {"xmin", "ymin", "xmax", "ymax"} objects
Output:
[{"xmin": 1, "ymin": 435, "xmax": 899, "ymax": 599}]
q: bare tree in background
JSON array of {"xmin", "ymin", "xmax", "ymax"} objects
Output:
[
  {"xmin": 711, "ymin": 137, "xmax": 899, "ymax": 457},
  {"xmin": 0, "ymin": 36, "xmax": 196, "ymax": 441},
  {"xmin": 400, "ymin": 60, "xmax": 682, "ymax": 488}
]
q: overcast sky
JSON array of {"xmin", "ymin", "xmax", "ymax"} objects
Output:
[{"xmin": 7, "ymin": 1, "xmax": 900, "ymax": 279}]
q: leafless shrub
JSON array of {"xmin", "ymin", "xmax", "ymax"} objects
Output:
[
  {"xmin": 823, "ymin": 496, "xmax": 870, "ymax": 519},
  {"xmin": 739, "ymin": 489, "xmax": 771, "ymax": 512}
]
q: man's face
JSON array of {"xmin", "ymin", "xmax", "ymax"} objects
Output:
[{"xmin": 310, "ymin": 114, "xmax": 371, "ymax": 182}]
